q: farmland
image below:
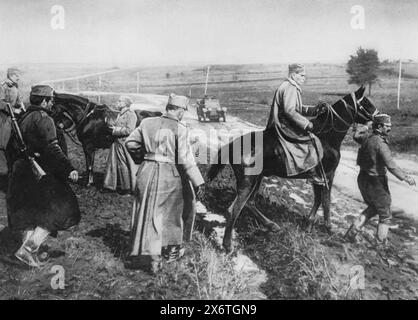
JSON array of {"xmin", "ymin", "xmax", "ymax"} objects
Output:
[
  {"xmin": 8, "ymin": 61, "xmax": 416, "ymax": 154},
  {"xmin": 0, "ymin": 62, "xmax": 417, "ymax": 300}
]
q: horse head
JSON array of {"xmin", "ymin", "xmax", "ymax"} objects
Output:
[
  {"xmin": 51, "ymin": 92, "xmax": 89, "ymax": 130},
  {"xmin": 314, "ymin": 85, "xmax": 380, "ymax": 134},
  {"xmin": 50, "ymin": 103, "xmax": 76, "ymax": 131}
]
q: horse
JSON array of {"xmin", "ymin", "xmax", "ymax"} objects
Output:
[
  {"xmin": 51, "ymin": 92, "xmax": 162, "ymax": 186},
  {"xmin": 206, "ymin": 86, "xmax": 380, "ymax": 251}
]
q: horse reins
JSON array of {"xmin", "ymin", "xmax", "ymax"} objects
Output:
[
  {"xmin": 316, "ymin": 93, "xmax": 374, "ymax": 134},
  {"xmin": 58, "ymin": 101, "xmax": 95, "ymax": 145}
]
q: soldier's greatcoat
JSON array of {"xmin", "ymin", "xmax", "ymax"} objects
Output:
[
  {"xmin": 103, "ymin": 107, "xmax": 138, "ymax": 191},
  {"xmin": 6, "ymin": 105, "xmax": 80, "ymax": 235},
  {"xmin": 125, "ymin": 113, "xmax": 204, "ymax": 257},
  {"xmin": 0, "ymin": 80, "xmax": 23, "ymax": 174},
  {"xmin": 266, "ymin": 78, "xmax": 323, "ymax": 176}
]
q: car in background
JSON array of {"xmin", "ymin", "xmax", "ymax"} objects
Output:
[{"xmin": 196, "ymin": 96, "xmax": 227, "ymax": 122}]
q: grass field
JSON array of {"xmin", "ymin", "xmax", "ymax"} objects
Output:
[
  {"xmin": 46, "ymin": 61, "xmax": 417, "ymax": 155},
  {"xmin": 1, "ymin": 62, "xmax": 417, "ymax": 300},
  {"xmin": 4, "ymin": 61, "xmax": 417, "ymax": 154}
]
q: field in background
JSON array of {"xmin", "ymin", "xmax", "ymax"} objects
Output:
[
  {"xmin": 1, "ymin": 62, "xmax": 418, "ymax": 300},
  {"xmin": 4, "ymin": 61, "xmax": 418, "ymax": 154}
]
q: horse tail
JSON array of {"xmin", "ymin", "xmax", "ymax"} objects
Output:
[{"xmin": 206, "ymin": 141, "xmax": 233, "ymax": 181}]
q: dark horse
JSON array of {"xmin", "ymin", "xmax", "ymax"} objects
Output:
[
  {"xmin": 51, "ymin": 92, "xmax": 162, "ymax": 185},
  {"xmin": 206, "ymin": 86, "xmax": 380, "ymax": 251}
]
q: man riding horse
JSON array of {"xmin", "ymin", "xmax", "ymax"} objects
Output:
[{"xmin": 266, "ymin": 63, "xmax": 329, "ymax": 184}]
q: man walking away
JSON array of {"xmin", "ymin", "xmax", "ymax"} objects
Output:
[{"xmin": 125, "ymin": 93, "xmax": 204, "ymax": 273}]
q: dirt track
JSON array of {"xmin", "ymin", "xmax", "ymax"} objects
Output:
[{"xmin": 0, "ymin": 106, "xmax": 417, "ymax": 300}]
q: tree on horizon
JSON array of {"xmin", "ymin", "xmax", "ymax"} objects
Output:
[{"xmin": 346, "ymin": 47, "xmax": 380, "ymax": 95}]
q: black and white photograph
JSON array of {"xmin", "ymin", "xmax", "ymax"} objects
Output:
[{"xmin": 0, "ymin": 0, "xmax": 417, "ymax": 303}]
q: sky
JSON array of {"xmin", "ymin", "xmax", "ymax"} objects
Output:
[{"xmin": 1, "ymin": 0, "xmax": 417, "ymax": 66}]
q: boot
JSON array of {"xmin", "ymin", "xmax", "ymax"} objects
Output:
[
  {"xmin": 15, "ymin": 227, "xmax": 49, "ymax": 268},
  {"xmin": 15, "ymin": 247, "xmax": 44, "ymax": 268},
  {"xmin": 15, "ymin": 229, "xmax": 39, "ymax": 268},
  {"xmin": 345, "ymin": 214, "xmax": 367, "ymax": 243},
  {"xmin": 150, "ymin": 255, "xmax": 162, "ymax": 274},
  {"xmin": 163, "ymin": 245, "xmax": 185, "ymax": 263},
  {"xmin": 376, "ymin": 223, "xmax": 389, "ymax": 245},
  {"xmin": 307, "ymin": 167, "xmax": 326, "ymax": 186},
  {"xmin": 24, "ymin": 227, "xmax": 50, "ymax": 253},
  {"xmin": 15, "ymin": 229, "xmax": 34, "ymax": 264}
]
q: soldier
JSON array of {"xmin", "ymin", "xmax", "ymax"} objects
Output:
[
  {"xmin": 125, "ymin": 93, "xmax": 204, "ymax": 273},
  {"xmin": 266, "ymin": 63, "xmax": 329, "ymax": 184},
  {"xmin": 0, "ymin": 68, "xmax": 26, "ymax": 176},
  {"xmin": 345, "ymin": 114, "xmax": 416, "ymax": 244},
  {"xmin": 7, "ymin": 85, "xmax": 80, "ymax": 268},
  {"xmin": 103, "ymin": 95, "xmax": 138, "ymax": 194}
]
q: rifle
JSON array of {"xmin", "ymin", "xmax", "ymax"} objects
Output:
[{"xmin": 6, "ymin": 103, "xmax": 46, "ymax": 182}]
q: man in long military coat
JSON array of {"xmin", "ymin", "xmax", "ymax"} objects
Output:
[
  {"xmin": 103, "ymin": 95, "xmax": 139, "ymax": 193},
  {"xmin": 0, "ymin": 68, "xmax": 26, "ymax": 176},
  {"xmin": 345, "ymin": 114, "xmax": 415, "ymax": 244},
  {"xmin": 125, "ymin": 93, "xmax": 204, "ymax": 273},
  {"xmin": 7, "ymin": 85, "xmax": 80, "ymax": 268},
  {"xmin": 266, "ymin": 63, "xmax": 328, "ymax": 184}
]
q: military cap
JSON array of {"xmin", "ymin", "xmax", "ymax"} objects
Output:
[
  {"xmin": 373, "ymin": 113, "xmax": 391, "ymax": 125},
  {"xmin": 30, "ymin": 84, "xmax": 54, "ymax": 97},
  {"xmin": 7, "ymin": 67, "xmax": 23, "ymax": 77},
  {"xmin": 167, "ymin": 93, "xmax": 189, "ymax": 110},
  {"xmin": 288, "ymin": 63, "xmax": 305, "ymax": 74}
]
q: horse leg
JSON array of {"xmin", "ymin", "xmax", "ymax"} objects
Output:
[
  {"xmin": 322, "ymin": 179, "xmax": 334, "ymax": 235},
  {"xmin": 223, "ymin": 175, "xmax": 258, "ymax": 252},
  {"xmin": 244, "ymin": 176, "xmax": 280, "ymax": 232},
  {"xmin": 83, "ymin": 147, "xmax": 95, "ymax": 186},
  {"xmin": 306, "ymin": 184, "xmax": 323, "ymax": 232},
  {"xmin": 246, "ymin": 202, "xmax": 280, "ymax": 232},
  {"xmin": 88, "ymin": 150, "xmax": 96, "ymax": 186}
]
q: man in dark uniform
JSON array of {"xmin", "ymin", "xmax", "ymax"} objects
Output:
[
  {"xmin": 345, "ymin": 114, "xmax": 415, "ymax": 244},
  {"xmin": 0, "ymin": 68, "xmax": 25, "ymax": 176},
  {"xmin": 7, "ymin": 85, "xmax": 80, "ymax": 268}
]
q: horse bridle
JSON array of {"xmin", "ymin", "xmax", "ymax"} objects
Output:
[
  {"xmin": 317, "ymin": 92, "xmax": 379, "ymax": 134},
  {"xmin": 55, "ymin": 102, "xmax": 95, "ymax": 145}
]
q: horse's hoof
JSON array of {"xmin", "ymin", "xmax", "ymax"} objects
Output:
[
  {"xmin": 268, "ymin": 222, "xmax": 280, "ymax": 232},
  {"xmin": 223, "ymin": 242, "xmax": 232, "ymax": 253},
  {"xmin": 324, "ymin": 225, "xmax": 333, "ymax": 236},
  {"xmin": 303, "ymin": 217, "xmax": 316, "ymax": 232}
]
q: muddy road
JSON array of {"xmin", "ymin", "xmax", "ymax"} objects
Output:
[{"xmin": 0, "ymin": 106, "xmax": 417, "ymax": 300}]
